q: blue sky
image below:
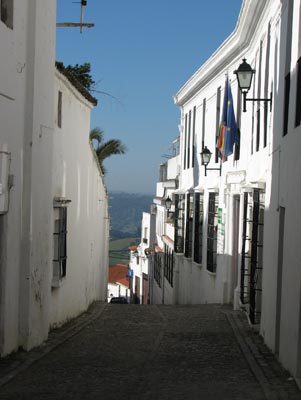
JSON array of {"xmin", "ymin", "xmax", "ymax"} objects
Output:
[{"xmin": 56, "ymin": 0, "xmax": 243, "ymax": 194}]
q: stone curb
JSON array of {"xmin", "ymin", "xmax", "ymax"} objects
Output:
[
  {"xmin": 226, "ymin": 312, "xmax": 278, "ymax": 400},
  {"xmin": 0, "ymin": 301, "xmax": 107, "ymax": 388},
  {"xmin": 225, "ymin": 310, "xmax": 301, "ymax": 400}
]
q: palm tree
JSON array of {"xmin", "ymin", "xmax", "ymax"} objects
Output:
[{"xmin": 89, "ymin": 127, "xmax": 126, "ymax": 174}]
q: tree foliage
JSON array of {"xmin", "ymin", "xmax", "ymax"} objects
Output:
[
  {"xmin": 65, "ymin": 63, "xmax": 95, "ymax": 91},
  {"xmin": 90, "ymin": 127, "xmax": 127, "ymax": 174}
]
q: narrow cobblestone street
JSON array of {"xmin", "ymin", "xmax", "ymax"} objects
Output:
[{"xmin": 0, "ymin": 303, "xmax": 300, "ymax": 400}]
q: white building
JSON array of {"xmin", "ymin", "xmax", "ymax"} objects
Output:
[
  {"xmin": 0, "ymin": 1, "xmax": 109, "ymax": 356},
  {"xmin": 151, "ymin": 0, "xmax": 301, "ymax": 385},
  {"xmin": 152, "ymin": 137, "xmax": 180, "ymax": 305},
  {"xmin": 128, "ymin": 210, "xmax": 156, "ymax": 304},
  {"xmin": 107, "ymin": 264, "xmax": 130, "ymax": 302},
  {"xmin": 51, "ymin": 64, "xmax": 109, "ymax": 326}
]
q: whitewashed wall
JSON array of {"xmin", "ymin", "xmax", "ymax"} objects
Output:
[
  {"xmin": 50, "ymin": 70, "xmax": 109, "ymax": 327},
  {"xmin": 129, "ymin": 212, "xmax": 152, "ymax": 304},
  {"xmin": 172, "ymin": 0, "xmax": 301, "ymax": 384},
  {"xmin": 0, "ymin": 0, "xmax": 56, "ymax": 355}
]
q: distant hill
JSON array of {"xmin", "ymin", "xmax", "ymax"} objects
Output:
[{"xmin": 108, "ymin": 191, "xmax": 153, "ymax": 241}]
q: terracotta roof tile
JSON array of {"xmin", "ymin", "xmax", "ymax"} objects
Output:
[{"xmin": 108, "ymin": 264, "xmax": 129, "ymax": 288}]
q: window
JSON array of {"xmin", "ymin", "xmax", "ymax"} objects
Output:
[
  {"xmin": 164, "ymin": 245, "xmax": 174, "ymax": 287},
  {"xmin": 1, "ymin": 0, "xmax": 13, "ymax": 29},
  {"xmin": 57, "ymin": 91, "xmax": 63, "ymax": 128},
  {"xmin": 192, "ymin": 106, "xmax": 196, "ymax": 168},
  {"xmin": 187, "ymin": 110, "xmax": 191, "ymax": 169},
  {"xmin": 283, "ymin": 1, "xmax": 294, "ymax": 136},
  {"xmin": 193, "ymin": 192, "xmax": 204, "ymax": 264},
  {"xmin": 256, "ymin": 41, "xmax": 263, "ymax": 152},
  {"xmin": 295, "ymin": 57, "xmax": 301, "ymax": 127},
  {"xmin": 184, "ymin": 114, "xmax": 187, "ymax": 169},
  {"xmin": 207, "ymin": 193, "xmax": 218, "ymax": 273},
  {"xmin": 154, "ymin": 253, "xmax": 162, "ymax": 287},
  {"xmin": 240, "ymin": 189, "xmax": 265, "ymax": 324},
  {"xmin": 174, "ymin": 194, "xmax": 185, "ymax": 253},
  {"xmin": 264, "ymin": 23, "xmax": 271, "ymax": 147},
  {"xmin": 202, "ymin": 98, "xmax": 206, "ymax": 151},
  {"xmin": 184, "ymin": 193, "xmax": 194, "ymax": 258},
  {"xmin": 234, "ymin": 89, "xmax": 241, "ymax": 161},
  {"xmin": 283, "ymin": 72, "xmax": 291, "ymax": 136},
  {"xmin": 215, "ymin": 87, "xmax": 221, "ymax": 163},
  {"xmin": 53, "ymin": 206, "xmax": 68, "ymax": 286}
]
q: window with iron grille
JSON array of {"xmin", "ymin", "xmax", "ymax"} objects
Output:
[
  {"xmin": 1, "ymin": 0, "xmax": 13, "ymax": 29},
  {"xmin": 164, "ymin": 245, "xmax": 174, "ymax": 287},
  {"xmin": 53, "ymin": 206, "xmax": 67, "ymax": 285},
  {"xmin": 174, "ymin": 194, "xmax": 185, "ymax": 253},
  {"xmin": 193, "ymin": 192, "xmax": 204, "ymax": 264},
  {"xmin": 240, "ymin": 189, "xmax": 265, "ymax": 324},
  {"xmin": 184, "ymin": 193, "xmax": 194, "ymax": 258},
  {"xmin": 207, "ymin": 193, "xmax": 218, "ymax": 273},
  {"xmin": 154, "ymin": 253, "xmax": 162, "ymax": 287}
]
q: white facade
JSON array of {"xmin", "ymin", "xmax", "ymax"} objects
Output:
[
  {"xmin": 152, "ymin": 138, "xmax": 180, "ymax": 305},
  {"xmin": 0, "ymin": 1, "xmax": 109, "ymax": 356},
  {"xmin": 0, "ymin": 0, "xmax": 57, "ymax": 355},
  {"xmin": 50, "ymin": 68, "xmax": 109, "ymax": 327},
  {"xmin": 129, "ymin": 211, "xmax": 156, "ymax": 304},
  {"xmin": 107, "ymin": 283, "xmax": 129, "ymax": 302},
  {"xmin": 152, "ymin": 0, "xmax": 301, "ymax": 384}
]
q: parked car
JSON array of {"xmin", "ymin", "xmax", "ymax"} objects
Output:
[{"xmin": 109, "ymin": 297, "xmax": 128, "ymax": 304}]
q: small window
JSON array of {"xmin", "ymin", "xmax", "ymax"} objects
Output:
[
  {"xmin": 53, "ymin": 206, "xmax": 67, "ymax": 286},
  {"xmin": 57, "ymin": 91, "xmax": 63, "ymax": 128},
  {"xmin": 1, "ymin": 0, "xmax": 13, "ymax": 29}
]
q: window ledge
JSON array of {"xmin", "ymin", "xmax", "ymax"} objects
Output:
[
  {"xmin": 206, "ymin": 269, "xmax": 217, "ymax": 277},
  {"xmin": 192, "ymin": 261, "xmax": 202, "ymax": 268},
  {"xmin": 51, "ymin": 277, "xmax": 66, "ymax": 289}
]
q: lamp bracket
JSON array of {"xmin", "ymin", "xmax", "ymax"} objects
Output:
[{"xmin": 243, "ymin": 92, "xmax": 272, "ymax": 112}]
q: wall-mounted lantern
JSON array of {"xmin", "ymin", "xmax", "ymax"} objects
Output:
[
  {"xmin": 200, "ymin": 146, "xmax": 221, "ymax": 176},
  {"xmin": 234, "ymin": 58, "xmax": 272, "ymax": 112}
]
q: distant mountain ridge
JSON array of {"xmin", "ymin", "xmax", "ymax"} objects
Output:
[{"xmin": 108, "ymin": 191, "xmax": 153, "ymax": 240}]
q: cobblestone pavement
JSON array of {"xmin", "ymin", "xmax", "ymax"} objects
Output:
[{"xmin": 0, "ymin": 303, "xmax": 300, "ymax": 400}]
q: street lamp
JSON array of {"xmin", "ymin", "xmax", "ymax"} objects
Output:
[
  {"xmin": 200, "ymin": 146, "xmax": 221, "ymax": 176},
  {"xmin": 234, "ymin": 58, "xmax": 272, "ymax": 112},
  {"xmin": 165, "ymin": 196, "xmax": 172, "ymax": 210}
]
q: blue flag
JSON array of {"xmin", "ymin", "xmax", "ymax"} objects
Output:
[{"xmin": 223, "ymin": 80, "xmax": 238, "ymax": 158}]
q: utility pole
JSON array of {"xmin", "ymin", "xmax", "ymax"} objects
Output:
[{"xmin": 56, "ymin": 1, "xmax": 95, "ymax": 33}]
